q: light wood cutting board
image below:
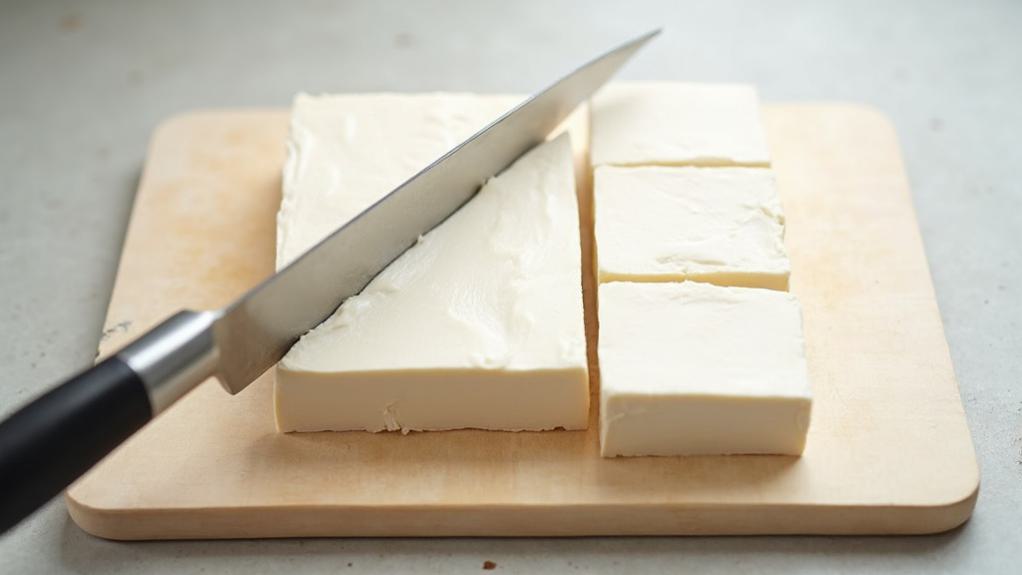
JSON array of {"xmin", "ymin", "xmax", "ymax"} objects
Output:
[{"xmin": 65, "ymin": 103, "xmax": 979, "ymax": 539}]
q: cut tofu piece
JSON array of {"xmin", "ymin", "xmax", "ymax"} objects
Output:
[
  {"xmin": 590, "ymin": 83, "xmax": 770, "ymax": 167},
  {"xmin": 593, "ymin": 166, "xmax": 790, "ymax": 290},
  {"xmin": 598, "ymin": 281, "xmax": 812, "ymax": 457},
  {"xmin": 277, "ymin": 92, "xmax": 522, "ymax": 268},
  {"xmin": 275, "ymin": 134, "xmax": 589, "ymax": 432}
]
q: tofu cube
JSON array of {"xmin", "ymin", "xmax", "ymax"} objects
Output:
[
  {"xmin": 594, "ymin": 166, "xmax": 789, "ymax": 290},
  {"xmin": 598, "ymin": 281, "xmax": 812, "ymax": 457},
  {"xmin": 590, "ymin": 82, "xmax": 770, "ymax": 167}
]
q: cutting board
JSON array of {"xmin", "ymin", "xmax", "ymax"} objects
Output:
[{"xmin": 65, "ymin": 103, "xmax": 979, "ymax": 539}]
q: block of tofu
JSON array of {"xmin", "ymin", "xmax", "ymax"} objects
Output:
[
  {"xmin": 590, "ymin": 83, "xmax": 770, "ymax": 167},
  {"xmin": 276, "ymin": 92, "xmax": 522, "ymax": 268},
  {"xmin": 598, "ymin": 281, "xmax": 812, "ymax": 457},
  {"xmin": 275, "ymin": 134, "xmax": 589, "ymax": 432},
  {"xmin": 593, "ymin": 166, "xmax": 790, "ymax": 290}
]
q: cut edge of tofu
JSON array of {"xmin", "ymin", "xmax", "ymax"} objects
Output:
[
  {"xmin": 599, "ymin": 392, "xmax": 812, "ymax": 457},
  {"xmin": 595, "ymin": 270, "xmax": 790, "ymax": 291},
  {"xmin": 277, "ymin": 366, "xmax": 591, "ymax": 433}
]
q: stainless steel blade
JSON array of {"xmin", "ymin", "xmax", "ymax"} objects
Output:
[{"xmin": 211, "ymin": 29, "xmax": 660, "ymax": 394}]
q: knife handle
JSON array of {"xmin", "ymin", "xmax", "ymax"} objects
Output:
[
  {"xmin": 0, "ymin": 310, "xmax": 219, "ymax": 534},
  {"xmin": 0, "ymin": 356, "xmax": 150, "ymax": 533}
]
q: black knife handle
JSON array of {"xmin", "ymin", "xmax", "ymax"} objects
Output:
[
  {"xmin": 0, "ymin": 309, "xmax": 220, "ymax": 534},
  {"xmin": 0, "ymin": 355, "xmax": 151, "ymax": 533}
]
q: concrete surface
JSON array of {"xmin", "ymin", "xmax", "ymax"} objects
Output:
[{"xmin": 0, "ymin": 0, "xmax": 1019, "ymax": 572}]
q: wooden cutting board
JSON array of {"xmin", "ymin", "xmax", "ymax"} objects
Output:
[{"xmin": 65, "ymin": 103, "xmax": 979, "ymax": 540}]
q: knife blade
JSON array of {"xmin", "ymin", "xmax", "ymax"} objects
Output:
[{"xmin": 0, "ymin": 29, "xmax": 659, "ymax": 533}]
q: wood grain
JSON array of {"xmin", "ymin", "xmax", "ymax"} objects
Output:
[{"xmin": 65, "ymin": 104, "xmax": 978, "ymax": 539}]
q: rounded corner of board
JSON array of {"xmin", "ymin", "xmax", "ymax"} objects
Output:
[
  {"xmin": 63, "ymin": 490, "xmax": 137, "ymax": 541},
  {"xmin": 939, "ymin": 478, "xmax": 981, "ymax": 532},
  {"xmin": 906, "ymin": 472, "xmax": 981, "ymax": 535}
]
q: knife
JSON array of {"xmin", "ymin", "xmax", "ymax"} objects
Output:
[{"xmin": 0, "ymin": 29, "xmax": 658, "ymax": 533}]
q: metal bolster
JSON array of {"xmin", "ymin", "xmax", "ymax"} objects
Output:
[{"xmin": 118, "ymin": 310, "xmax": 221, "ymax": 414}]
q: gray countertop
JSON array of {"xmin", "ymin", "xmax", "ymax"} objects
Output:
[{"xmin": 1, "ymin": 0, "xmax": 1019, "ymax": 573}]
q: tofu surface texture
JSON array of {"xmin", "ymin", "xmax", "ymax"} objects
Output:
[
  {"xmin": 275, "ymin": 121, "xmax": 589, "ymax": 433},
  {"xmin": 594, "ymin": 166, "xmax": 790, "ymax": 289},
  {"xmin": 598, "ymin": 281, "xmax": 812, "ymax": 457},
  {"xmin": 277, "ymin": 92, "xmax": 521, "ymax": 268},
  {"xmin": 590, "ymin": 82, "xmax": 770, "ymax": 168}
]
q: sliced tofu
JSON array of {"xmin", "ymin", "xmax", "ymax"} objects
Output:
[
  {"xmin": 593, "ymin": 166, "xmax": 789, "ymax": 290},
  {"xmin": 590, "ymin": 83, "xmax": 770, "ymax": 168},
  {"xmin": 598, "ymin": 281, "xmax": 812, "ymax": 457},
  {"xmin": 275, "ymin": 134, "xmax": 589, "ymax": 432},
  {"xmin": 277, "ymin": 92, "xmax": 522, "ymax": 269}
]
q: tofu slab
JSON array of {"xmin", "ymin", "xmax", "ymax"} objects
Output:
[
  {"xmin": 590, "ymin": 83, "xmax": 770, "ymax": 167},
  {"xmin": 275, "ymin": 134, "xmax": 589, "ymax": 432},
  {"xmin": 598, "ymin": 281, "xmax": 812, "ymax": 457},
  {"xmin": 594, "ymin": 166, "xmax": 790, "ymax": 289},
  {"xmin": 277, "ymin": 92, "xmax": 521, "ymax": 268}
]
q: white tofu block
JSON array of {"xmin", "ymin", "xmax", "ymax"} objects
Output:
[
  {"xmin": 598, "ymin": 281, "xmax": 812, "ymax": 457},
  {"xmin": 275, "ymin": 134, "xmax": 589, "ymax": 432},
  {"xmin": 277, "ymin": 92, "xmax": 522, "ymax": 269},
  {"xmin": 590, "ymin": 83, "xmax": 770, "ymax": 167},
  {"xmin": 594, "ymin": 166, "xmax": 790, "ymax": 290}
]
